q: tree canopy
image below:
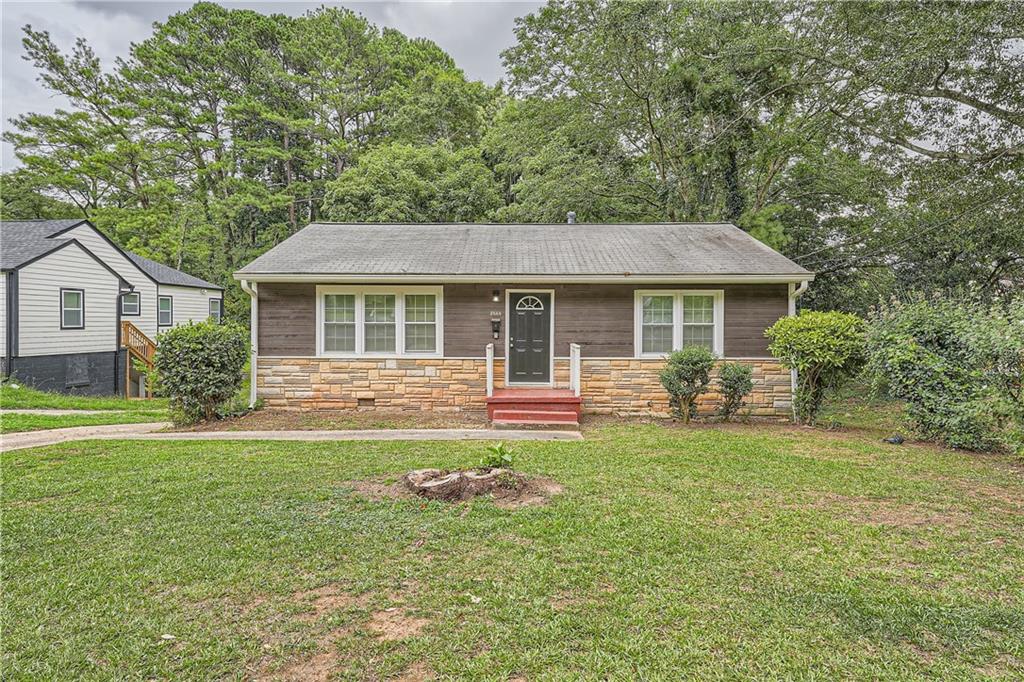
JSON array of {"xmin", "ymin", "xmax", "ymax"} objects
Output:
[{"xmin": 3, "ymin": 1, "xmax": 1021, "ymax": 317}]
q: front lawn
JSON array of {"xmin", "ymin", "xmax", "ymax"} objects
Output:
[
  {"xmin": 0, "ymin": 383, "xmax": 168, "ymax": 411},
  {"xmin": 3, "ymin": 425, "xmax": 1022, "ymax": 679},
  {"xmin": 0, "ymin": 411, "xmax": 169, "ymax": 434}
]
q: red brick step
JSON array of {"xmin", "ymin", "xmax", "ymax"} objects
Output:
[
  {"xmin": 491, "ymin": 409, "xmax": 580, "ymax": 424},
  {"xmin": 485, "ymin": 388, "xmax": 582, "ymax": 425}
]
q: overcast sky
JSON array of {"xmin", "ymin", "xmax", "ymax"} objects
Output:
[{"xmin": 0, "ymin": 0, "xmax": 543, "ymax": 170}]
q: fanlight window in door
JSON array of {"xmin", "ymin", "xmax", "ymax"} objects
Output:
[{"xmin": 515, "ymin": 295, "xmax": 545, "ymax": 311}]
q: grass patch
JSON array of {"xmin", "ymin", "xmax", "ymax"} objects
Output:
[
  {"xmin": 3, "ymin": 423, "xmax": 1022, "ymax": 679},
  {"xmin": 0, "ymin": 411, "xmax": 168, "ymax": 434},
  {"xmin": 0, "ymin": 383, "xmax": 168, "ymax": 411},
  {"xmin": 819, "ymin": 380, "xmax": 905, "ymax": 436}
]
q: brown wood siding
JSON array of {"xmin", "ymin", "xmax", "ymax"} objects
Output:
[
  {"xmin": 443, "ymin": 283, "xmax": 787, "ymax": 358},
  {"xmin": 257, "ymin": 282, "xmax": 789, "ymax": 358},
  {"xmin": 258, "ymin": 283, "xmax": 316, "ymax": 355}
]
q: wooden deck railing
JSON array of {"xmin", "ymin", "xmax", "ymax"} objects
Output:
[{"xmin": 121, "ymin": 321, "xmax": 156, "ymax": 399}]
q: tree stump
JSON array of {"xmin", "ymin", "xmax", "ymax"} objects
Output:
[{"xmin": 402, "ymin": 468, "xmax": 519, "ymax": 501}]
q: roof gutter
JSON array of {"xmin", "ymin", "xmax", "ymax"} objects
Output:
[
  {"xmin": 239, "ymin": 279, "xmax": 258, "ymax": 408},
  {"xmin": 232, "ymin": 273, "xmax": 815, "ymax": 284}
]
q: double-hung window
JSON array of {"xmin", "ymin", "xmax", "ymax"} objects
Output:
[
  {"xmin": 158, "ymin": 296, "xmax": 173, "ymax": 326},
  {"xmin": 121, "ymin": 292, "xmax": 141, "ymax": 316},
  {"xmin": 635, "ymin": 290, "xmax": 724, "ymax": 357},
  {"xmin": 317, "ymin": 286, "xmax": 442, "ymax": 357},
  {"xmin": 404, "ymin": 294, "xmax": 437, "ymax": 353},
  {"xmin": 208, "ymin": 298, "xmax": 222, "ymax": 323},
  {"xmin": 60, "ymin": 289, "xmax": 85, "ymax": 329}
]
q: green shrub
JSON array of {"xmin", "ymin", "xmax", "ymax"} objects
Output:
[
  {"xmin": 154, "ymin": 321, "xmax": 249, "ymax": 424},
  {"xmin": 481, "ymin": 442, "xmax": 515, "ymax": 469},
  {"xmin": 766, "ymin": 311, "xmax": 865, "ymax": 425},
  {"xmin": 864, "ymin": 292, "xmax": 999, "ymax": 448},
  {"xmin": 659, "ymin": 346, "xmax": 715, "ymax": 423},
  {"xmin": 718, "ymin": 362, "xmax": 754, "ymax": 422},
  {"xmin": 970, "ymin": 297, "xmax": 1024, "ymax": 454}
]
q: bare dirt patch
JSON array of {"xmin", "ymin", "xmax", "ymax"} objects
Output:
[
  {"xmin": 182, "ymin": 408, "xmax": 489, "ymax": 432},
  {"xmin": 292, "ymin": 584, "xmax": 363, "ymax": 623},
  {"xmin": 257, "ymin": 628, "xmax": 352, "ymax": 682},
  {"xmin": 367, "ymin": 607, "xmax": 430, "ymax": 641},
  {"xmin": 798, "ymin": 493, "xmax": 971, "ymax": 529},
  {"xmin": 345, "ymin": 471, "xmax": 563, "ymax": 509},
  {"xmin": 396, "ymin": 661, "xmax": 435, "ymax": 681}
]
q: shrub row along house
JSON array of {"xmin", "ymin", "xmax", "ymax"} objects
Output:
[
  {"xmin": 0, "ymin": 219, "xmax": 223, "ymax": 396},
  {"xmin": 235, "ymin": 221, "xmax": 813, "ymax": 426}
]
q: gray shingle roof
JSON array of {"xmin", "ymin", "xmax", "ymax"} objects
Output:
[
  {"xmin": 0, "ymin": 219, "xmax": 86, "ymax": 270},
  {"xmin": 236, "ymin": 223, "xmax": 812, "ymax": 279},
  {"xmin": 0, "ymin": 219, "xmax": 221, "ymax": 289},
  {"xmin": 126, "ymin": 252, "xmax": 221, "ymax": 290}
]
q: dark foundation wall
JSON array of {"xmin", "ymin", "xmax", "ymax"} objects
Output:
[
  {"xmin": 6, "ymin": 349, "xmax": 127, "ymax": 396},
  {"xmin": 256, "ymin": 282, "xmax": 790, "ymax": 359}
]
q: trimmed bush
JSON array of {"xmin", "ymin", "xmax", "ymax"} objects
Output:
[
  {"xmin": 659, "ymin": 346, "xmax": 715, "ymax": 423},
  {"xmin": 154, "ymin": 321, "xmax": 249, "ymax": 424},
  {"xmin": 718, "ymin": 362, "xmax": 754, "ymax": 422},
  {"xmin": 766, "ymin": 311, "xmax": 865, "ymax": 425}
]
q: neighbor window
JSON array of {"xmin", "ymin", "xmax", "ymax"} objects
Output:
[
  {"xmin": 60, "ymin": 289, "xmax": 84, "ymax": 329},
  {"xmin": 158, "ymin": 296, "xmax": 173, "ymax": 326},
  {"xmin": 317, "ymin": 287, "xmax": 442, "ymax": 356},
  {"xmin": 121, "ymin": 292, "xmax": 140, "ymax": 316},
  {"xmin": 208, "ymin": 298, "xmax": 222, "ymax": 323},
  {"xmin": 635, "ymin": 290, "xmax": 723, "ymax": 357}
]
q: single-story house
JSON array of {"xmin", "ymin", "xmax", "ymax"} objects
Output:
[
  {"xmin": 1, "ymin": 219, "xmax": 223, "ymax": 396},
  {"xmin": 235, "ymin": 221, "xmax": 812, "ymax": 425}
]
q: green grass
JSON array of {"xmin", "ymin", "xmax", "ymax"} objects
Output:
[
  {"xmin": 3, "ymin": 424, "xmax": 1022, "ymax": 679},
  {"xmin": 0, "ymin": 411, "xmax": 168, "ymax": 433},
  {"xmin": 819, "ymin": 381, "xmax": 905, "ymax": 436},
  {"xmin": 0, "ymin": 382, "xmax": 168, "ymax": 411}
]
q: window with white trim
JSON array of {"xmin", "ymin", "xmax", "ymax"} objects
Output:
[
  {"xmin": 682, "ymin": 295, "xmax": 715, "ymax": 350},
  {"xmin": 363, "ymin": 294, "xmax": 396, "ymax": 353},
  {"xmin": 404, "ymin": 294, "xmax": 437, "ymax": 353},
  {"xmin": 635, "ymin": 290, "xmax": 724, "ymax": 357},
  {"xmin": 316, "ymin": 286, "xmax": 442, "ymax": 357},
  {"xmin": 60, "ymin": 289, "xmax": 84, "ymax": 329},
  {"xmin": 208, "ymin": 298, "xmax": 222, "ymax": 323},
  {"xmin": 121, "ymin": 292, "xmax": 141, "ymax": 316},
  {"xmin": 158, "ymin": 296, "xmax": 173, "ymax": 326},
  {"xmin": 324, "ymin": 294, "xmax": 356, "ymax": 351},
  {"xmin": 640, "ymin": 295, "xmax": 674, "ymax": 354}
]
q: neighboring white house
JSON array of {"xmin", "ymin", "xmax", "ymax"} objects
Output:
[{"xmin": 1, "ymin": 219, "xmax": 223, "ymax": 395}]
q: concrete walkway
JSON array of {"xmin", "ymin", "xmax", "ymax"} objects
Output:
[
  {"xmin": 1, "ymin": 422, "xmax": 172, "ymax": 452},
  {"xmin": 0, "ymin": 408, "xmax": 145, "ymax": 415},
  {"xmin": 1, "ymin": 424, "xmax": 581, "ymax": 452}
]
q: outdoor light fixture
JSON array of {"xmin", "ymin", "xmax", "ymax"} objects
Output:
[{"xmin": 491, "ymin": 289, "xmax": 500, "ymax": 302}]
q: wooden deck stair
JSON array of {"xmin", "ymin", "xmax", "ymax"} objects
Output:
[
  {"xmin": 486, "ymin": 389, "xmax": 582, "ymax": 428},
  {"xmin": 121, "ymin": 321, "xmax": 156, "ymax": 398}
]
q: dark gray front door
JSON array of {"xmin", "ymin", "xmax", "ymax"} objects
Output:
[{"xmin": 508, "ymin": 292, "xmax": 551, "ymax": 384}]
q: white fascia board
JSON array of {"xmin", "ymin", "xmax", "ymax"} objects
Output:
[{"xmin": 233, "ymin": 273, "xmax": 815, "ymax": 284}]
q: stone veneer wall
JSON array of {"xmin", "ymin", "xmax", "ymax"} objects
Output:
[{"xmin": 257, "ymin": 357, "xmax": 792, "ymax": 419}]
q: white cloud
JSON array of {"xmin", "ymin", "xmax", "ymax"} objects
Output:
[{"xmin": 1, "ymin": 0, "xmax": 542, "ymax": 170}]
